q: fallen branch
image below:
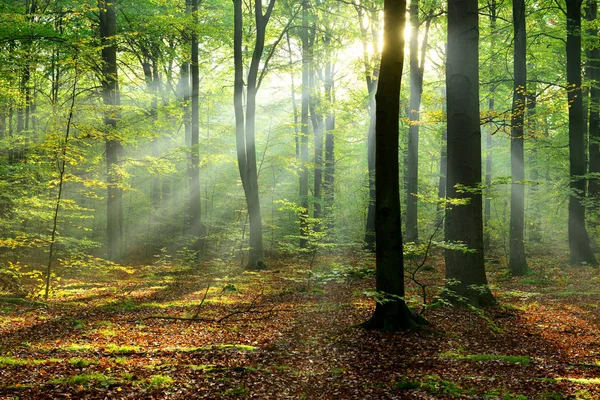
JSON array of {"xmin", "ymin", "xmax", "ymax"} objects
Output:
[{"xmin": 135, "ymin": 288, "xmax": 287, "ymax": 323}]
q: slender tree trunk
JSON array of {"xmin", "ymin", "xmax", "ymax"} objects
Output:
[
  {"xmin": 484, "ymin": 0, "xmax": 497, "ymax": 250},
  {"xmin": 437, "ymin": 88, "xmax": 447, "ymax": 220},
  {"xmin": 299, "ymin": 0, "xmax": 310, "ymax": 248},
  {"xmin": 528, "ymin": 87, "xmax": 543, "ymax": 242},
  {"xmin": 566, "ymin": 0, "xmax": 598, "ymax": 265},
  {"xmin": 444, "ymin": 0, "xmax": 495, "ymax": 306},
  {"xmin": 509, "ymin": 0, "xmax": 528, "ymax": 275},
  {"xmin": 359, "ymin": 5, "xmax": 380, "ymax": 250},
  {"xmin": 99, "ymin": 0, "xmax": 123, "ymax": 263},
  {"xmin": 310, "ymin": 69, "xmax": 324, "ymax": 225},
  {"xmin": 323, "ymin": 41, "xmax": 335, "ymax": 230},
  {"xmin": 587, "ymin": 0, "xmax": 600, "ymax": 215},
  {"xmin": 362, "ymin": 0, "xmax": 424, "ymax": 331},
  {"xmin": 406, "ymin": 0, "xmax": 420, "ymax": 243},
  {"xmin": 233, "ymin": 0, "xmax": 273, "ymax": 269},
  {"xmin": 189, "ymin": 0, "xmax": 204, "ymax": 257}
]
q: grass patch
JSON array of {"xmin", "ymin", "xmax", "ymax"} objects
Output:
[
  {"xmin": 146, "ymin": 374, "xmax": 174, "ymax": 390},
  {"xmin": 441, "ymin": 351, "xmax": 531, "ymax": 366},
  {"xmin": 393, "ymin": 376, "xmax": 467, "ymax": 397},
  {"xmin": 222, "ymin": 385, "xmax": 250, "ymax": 397},
  {"xmin": 105, "ymin": 344, "xmax": 141, "ymax": 354},
  {"xmin": 0, "ymin": 356, "xmax": 60, "ymax": 367},
  {"xmin": 170, "ymin": 344, "xmax": 257, "ymax": 353},
  {"xmin": 63, "ymin": 343, "xmax": 93, "ymax": 352},
  {"xmin": 500, "ymin": 290, "xmax": 541, "ymax": 299},
  {"xmin": 50, "ymin": 372, "xmax": 115, "ymax": 387},
  {"xmin": 69, "ymin": 357, "xmax": 95, "ymax": 368}
]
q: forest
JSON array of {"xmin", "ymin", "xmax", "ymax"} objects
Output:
[{"xmin": 1, "ymin": 0, "xmax": 600, "ymax": 398}]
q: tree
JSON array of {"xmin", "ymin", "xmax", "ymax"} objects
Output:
[
  {"xmin": 565, "ymin": 0, "xmax": 597, "ymax": 265},
  {"xmin": 444, "ymin": 0, "xmax": 495, "ymax": 306},
  {"xmin": 483, "ymin": 0, "xmax": 497, "ymax": 250},
  {"xmin": 405, "ymin": 0, "xmax": 432, "ymax": 243},
  {"xmin": 189, "ymin": 0, "xmax": 204, "ymax": 257},
  {"xmin": 299, "ymin": 0, "xmax": 310, "ymax": 248},
  {"xmin": 362, "ymin": 0, "xmax": 425, "ymax": 331},
  {"xmin": 508, "ymin": 0, "xmax": 528, "ymax": 275},
  {"xmin": 99, "ymin": 0, "xmax": 123, "ymax": 263},
  {"xmin": 355, "ymin": 1, "xmax": 381, "ymax": 251},
  {"xmin": 587, "ymin": 0, "xmax": 600, "ymax": 207},
  {"xmin": 233, "ymin": 0, "xmax": 276, "ymax": 269}
]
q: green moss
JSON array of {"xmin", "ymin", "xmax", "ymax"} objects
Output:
[
  {"xmin": 146, "ymin": 374, "xmax": 174, "ymax": 390},
  {"xmin": 50, "ymin": 372, "xmax": 115, "ymax": 387},
  {"xmin": 105, "ymin": 344, "xmax": 141, "ymax": 354}
]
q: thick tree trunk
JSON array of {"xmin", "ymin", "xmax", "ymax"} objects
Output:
[
  {"xmin": 587, "ymin": 0, "xmax": 600, "ymax": 213},
  {"xmin": 444, "ymin": 0, "xmax": 495, "ymax": 307},
  {"xmin": 566, "ymin": 0, "xmax": 598, "ymax": 265},
  {"xmin": 99, "ymin": 0, "xmax": 123, "ymax": 263},
  {"xmin": 362, "ymin": 0, "xmax": 424, "ymax": 331},
  {"xmin": 508, "ymin": 0, "xmax": 528, "ymax": 275}
]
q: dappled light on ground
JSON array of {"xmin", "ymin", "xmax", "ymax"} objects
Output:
[{"xmin": 1, "ymin": 256, "xmax": 600, "ymax": 399}]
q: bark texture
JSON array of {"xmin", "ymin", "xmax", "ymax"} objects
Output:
[
  {"xmin": 509, "ymin": 0, "xmax": 528, "ymax": 275},
  {"xmin": 566, "ymin": 0, "xmax": 597, "ymax": 265},
  {"xmin": 444, "ymin": 0, "xmax": 495, "ymax": 307},
  {"xmin": 362, "ymin": 0, "xmax": 425, "ymax": 331}
]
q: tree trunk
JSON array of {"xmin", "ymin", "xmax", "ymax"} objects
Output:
[
  {"xmin": 406, "ymin": 0, "xmax": 420, "ymax": 243},
  {"xmin": 444, "ymin": 0, "xmax": 495, "ymax": 307},
  {"xmin": 484, "ymin": 0, "xmax": 496, "ymax": 250},
  {"xmin": 99, "ymin": 0, "xmax": 123, "ymax": 263},
  {"xmin": 508, "ymin": 0, "xmax": 528, "ymax": 275},
  {"xmin": 527, "ymin": 87, "xmax": 543, "ymax": 242},
  {"xmin": 310, "ymin": 69, "xmax": 324, "ymax": 226},
  {"xmin": 587, "ymin": 0, "xmax": 600, "ymax": 215},
  {"xmin": 233, "ymin": 0, "xmax": 273, "ymax": 269},
  {"xmin": 362, "ymin": 0, "xmax": 425, "ymax": 331},
  {"xmin": 323, "ymin": 41, "xmax": 335, "ymax": 230},
  {"xmin": 358, "ymin": 5, "xmax": 380, "ymax": 251},
  {"xmin": 299, "ymin": 0, "xmax": 310, "ymax": 248},
  {"xmin": 189, "ymin": 0, "xmax": 204, "ymax": 258},
  {"xmin": 566, "ymin": 0, "xmax": 598, "ymax": 265}
]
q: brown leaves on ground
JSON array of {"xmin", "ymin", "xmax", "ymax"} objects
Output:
[{"xmin": 1, "ymin": 253, "xmax": 600, "ymax": 399}]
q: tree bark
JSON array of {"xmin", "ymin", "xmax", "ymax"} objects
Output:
[
  {"xmin": 189, "ymin": 0, "xmax": 204, "ymax": 258},
  {"xmin": 508, "ymin": 0, "xmax": 528, "ymax": 275},
  {"xmin": 444, "ymin": 0, "xmax": 495, "ymax": 307},
  {"xmin": 233, "ymin": 0, "xmax": 273, "ymax": 269},
  {"xmin": 299, "ymin": 0, "xmax": 310, "ymax": 248},
  {"xmin": 406, "ymin": 0, "xmax": 421, "ymax": 243},
  {"xmin": 362, "ymin": 0, "xmax": 425, "ymax": 331},
  {"xmin": 99, "ymin": 0, "xmax": 123, "ymax": 263},
  {"xmin": 484, "ymin": 0, "xmax": 496, "ymax": 250},
  {"xmin": 310, "ymin": 69, "xmax": 324, "ymax": 226},
  {"xmin": 566, "ymin": 0, "xmax": 597, "ymax": 265},
  {"xmin": 587, "ymin": 0, "xmax": 600, "ymax": 213},
  {"xmin": 358, "ymin": 4, "xmax": 380, "ymax": 251},
  {"xmin": 323, "ymin": 39, "xmax": 335, "ymax": 230}
]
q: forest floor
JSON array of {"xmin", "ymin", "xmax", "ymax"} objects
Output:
[{"xmin": 1, "ymin": 251, "xmax": 600, "ymax": 399}]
